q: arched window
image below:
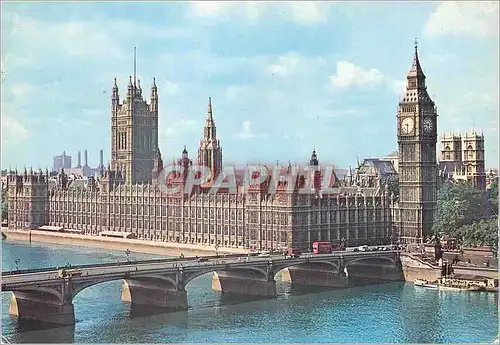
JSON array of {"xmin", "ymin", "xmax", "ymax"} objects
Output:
[
  {"xmin": 444, "ymin": 146, "xmax": 451, "ymax": 160},
  {"xmin": 467, "ymin": 145, "xmax": 474, "ymax": 160}
]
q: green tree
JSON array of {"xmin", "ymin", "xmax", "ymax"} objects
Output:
[
  {"xmin": 432, "ymin": 181, "xmax": 489, "ymax": 237},
  {"xmin": 433, "ymin": 181, "xmax": 498, "ymax": 252},
  {"xmin": 458, "ymin": 219, "xmax": 498, "ymax": 252},
  {"xmin": 487, "ymin": 183, "xmax": 498, "ymax": 217}
]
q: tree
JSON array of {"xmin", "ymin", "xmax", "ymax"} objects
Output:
[
  {"xmin": 432, "ymin": 181, "xmax": 489, "ymax": 236},
  {"xmin": 433, "ymin": 181, "xmax": 498, "ymax": 252},
  {"xmin": 487, "ymin": 183, "xmax": 498, "ymax": 217},
  {"xmin": 458, "ymin": 219, "xmax": 498, "ymax": 252},
  {"xmin": 1, "ymin": 190, "xmax": 7, "ymax": 221}
]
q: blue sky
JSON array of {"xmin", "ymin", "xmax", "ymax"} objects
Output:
[{"xmin": 1, "ymin": 1, "xmax": 498, "ymax": 170}]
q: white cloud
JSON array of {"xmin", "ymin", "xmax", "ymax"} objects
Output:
[
  {"xmin": 391, "ymin": 80, "xmax": 406, "ymax": 96},
  {"xmin": 425, "ymin": 2, "xmax": 499, "ymax": 37},
  {"xmin": 1, "ymin": 115, "xmax": 29, "ymax": 141},
  {"xmin": 163, "ymin": 81, "xmax": 180, "ymax": 95},
  {"xmin": 188, "ymin": 2, "xmax": 330, "ymax": 24},
  {"xmin": 11, "ymin": 83, "xmax": 35, "ymax": 98},
  {"xmin": 287, "ymin": 2, "xmax": 328, "ymax": 23},
  {"xmin": 268, "ymin": 55, "xmax": 301, "ymax": 77},
  {"xmin": 163, "ymin": 119, "xmax": 197, "ymax": 139},
  {"xmin": 233, "ymin": 120, "xmax": 265, "ymax": 140},
  {"xmin": 4, "ymin": 13, "xmax": 124, "ymax": 60},
  {"xmin": 189, "ymin": 2, "xmax": 264, "ymax": 22},
  {"xmin": 224, "ymin": 85, "xmax": 249, "ymax": 102},
  {"xmin": 329, "ymin": 61, "xmax": 385, "ymax": 89},
  {"xmin": 2, "ymin": 12, "xmax": 189, "ymax": 70}
]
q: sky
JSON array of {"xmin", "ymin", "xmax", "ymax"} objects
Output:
[{"xmin": 1, "ymin": 1, "xmax": 499, "ymax": 170}]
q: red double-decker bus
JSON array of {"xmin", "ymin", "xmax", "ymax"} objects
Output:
[{"xmin": 312, "ymin": 241, "xmax": 332, "ymax": 254}]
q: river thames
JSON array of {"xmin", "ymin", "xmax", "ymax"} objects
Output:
[{"xmin": 1, "ymin": 240, "xmax": 498, "ymax": 343}]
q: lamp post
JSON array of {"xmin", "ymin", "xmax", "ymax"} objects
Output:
[{"xmin": 14, "ymin": 257, "xmax": 20, "ymax": 271}]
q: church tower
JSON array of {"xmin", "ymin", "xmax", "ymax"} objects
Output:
[
  {"xmin": 462, "ymin": 131, "xmax": 486, "ymax": 190},
  {"xmin": 396, "ymin": 40, "xmax": 438, "ymax": 244},
  {"xmin": 198, "ymin": 97, "xmax": 223, "ymax": 181},
  {"xmin": 111, "ymin": 47, "xmax": 158, "ymax": 185}
]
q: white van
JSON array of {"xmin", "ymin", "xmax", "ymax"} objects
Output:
[{"xmin": 358, "ymin": 245, "xmax": 368, "ymax": 252}]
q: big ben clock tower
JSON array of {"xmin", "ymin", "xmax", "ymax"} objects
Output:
[{"xmin": 397, "ymin": 39, "xmax": 438, "ymax": 244}]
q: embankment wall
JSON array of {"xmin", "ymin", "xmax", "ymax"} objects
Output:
[{"xmin": 2, "ymin": 228, "xmax": 248, "ymax": 257}]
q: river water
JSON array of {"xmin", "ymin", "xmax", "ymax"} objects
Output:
[{"xmin": 1, "ymin": 240, "xmax": 498, "ymax": 343}]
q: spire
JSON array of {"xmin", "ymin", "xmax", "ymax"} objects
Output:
[
  {"xmin": 207, "ymin": 96, "xmax": 213, "ymax": 121},
  {"xmin": 309, "ymin": 147, "xmax": 318, "ymax": 166},
  {"xmin": 133, "ymin": 46, "xmax": 137, "ymax": 88},
  {"xmin": 408, "ymin": 38, "xmax": 424, "ymax": 77},
  {"xmin": 407, "ymin": 38, "xmax": 426, "ymax": 90},
  {"xmin": 183, "ymin": 145, "xmax": 188, "ymax": 155}
]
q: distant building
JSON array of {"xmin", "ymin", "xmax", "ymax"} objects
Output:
[
  {"xmin": 64, "ymin": 149, "xmax": 105, "ymax": 178},
  {"xmin": 53, "ymin": 151, "xmax": 72, "ymax": 172},
  {"xmin": 438, "ymin": 131, "xmax": 486, "ymax": 190}
]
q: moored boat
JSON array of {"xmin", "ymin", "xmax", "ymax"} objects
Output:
[
  {"xmin": 438, "ymin": 284, "xmax": 482, "ymax": 291},
  {"xmin": 414, "ymin": 279, "xmax": 438, "ymax": 289}
]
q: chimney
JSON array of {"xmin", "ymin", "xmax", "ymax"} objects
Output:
[
  {"xmin": 77, "ymin": 151, "xmax": 82, "ymax": 168},
  {"xmin": 84, "ymin": 150, "xmax": 88, "ymax": 167},
  {"xmin": 100, "ymin": 149, "xmax": 104, "ymax": 167}
]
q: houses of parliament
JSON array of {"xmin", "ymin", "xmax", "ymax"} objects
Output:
[{"xmin": 5, "ymin": 43, "xmax": 486, "ymax": 250}]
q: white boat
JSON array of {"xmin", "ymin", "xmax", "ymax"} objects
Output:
[{"xmin": 414, "ymin": 279, "xmax": 438, "ymax": 289}]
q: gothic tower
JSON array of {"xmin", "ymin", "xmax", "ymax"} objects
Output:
[
  {"xmin": 7, "ymin": 168, "xmax": 49, "ymax": 229},
  {"xmin": 396, "ymin": 40, "xmax": 438, "ymax": 244},
  {"xmin": 111, "ymin": 48, "xmax": 158, "ymax": 185},
  {"xmin": 198, "ymin": 97, "xmax": 223, "ymax": 181},
  {"xmin": 462, "ymin": 131, "xmax": 486, "ymax": 190},
  {"xmin": 440, "ymin": 132, "xmax": 462, "ymax": 165}
]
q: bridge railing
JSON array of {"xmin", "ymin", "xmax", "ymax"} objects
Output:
[
  {"xmin": 1, "ymin": 253, "xmax": 244, "ymax": 276},
  {"xmin": 1, "ymin": 251, "xmax": 398, "ymax": 277}
]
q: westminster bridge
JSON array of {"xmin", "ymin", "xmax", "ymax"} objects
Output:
[{"xmin": 1, "ymin": 251, "xmax": 403, "ymax": 325}]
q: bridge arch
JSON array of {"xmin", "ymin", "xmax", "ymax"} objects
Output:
[
  {"xmin": 345, "ymin": 256, "xmax": 396, "ymax": 269},
  {"xmin": 70, "ymin": 274, "xmax": 179, "ymax": 299},
  {"xmin": 183, "ymin": 266, "xmax": 269, "ymax": 287},
  {"xmin": 9, "ymin": 286, "xmax": 64, "ymax": 304},
  {"xmin": 272, "ymin": 260, "xmax": 341, "ymax": 277}
]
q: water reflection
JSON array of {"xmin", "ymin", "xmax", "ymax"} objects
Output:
[{"xmin": 7, "ymin": 320, "xmax": 75, "ymax": 344}]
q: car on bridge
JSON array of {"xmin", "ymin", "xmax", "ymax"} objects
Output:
[{"xmin": 284, "ymin": 248, "xmax": 301, "ymax": 259}]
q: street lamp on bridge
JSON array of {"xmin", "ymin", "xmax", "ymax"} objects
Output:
[{"xmin": 13, "ymin": 257, "xmax": 20, "ymax": 271}]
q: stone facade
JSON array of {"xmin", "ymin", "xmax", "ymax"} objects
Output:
[
  {"xmin": 111, "ymin": 75, "xmax": 158, "ymax": 185},
  {"xmin": 7, "ymin": 43, "xmax": 439, "ymax": 249},
  {"xmin": 439, "ymin": 131, "xmax": 486, "ymax": 190},
  {"xmin": 395, "ymin": 41, "xmax": 438, "ymax": 244}
]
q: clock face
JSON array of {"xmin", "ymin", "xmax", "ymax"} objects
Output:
[
  {"xmin": 401, "ymin": 117, "xmax": 414, "ymax": 134},
  {"xmin": 423, "ymin": 117, "xmax": 433, "ymax": 133}
]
